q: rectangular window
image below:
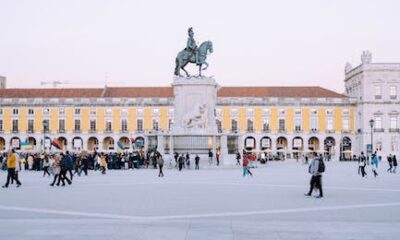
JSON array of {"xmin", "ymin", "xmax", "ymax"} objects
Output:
[
  {"xmin": 0, "ymin": 109, "xmax": 3, "ymax": 115},
  {"xmin": 247, "ymin": 119, "xmax": 254, "ymax": 132},
  {"xmin": 279, "ymin": 119, "xmax": 285, "ymax": 131},
  {"xmin": 295, "ymin": 108, "xmax": 302, "ymax": 115},
  {"xmin": 59, "ymin": 119, "xmax": 65, "ymax": 132},
  {"xmin": 231, "ymin": 119, "xmax": 238, "ymax": 132},
  {"xmin": 12, "ymin": 119, "xmax": 18, "ymax": 132},
  {"xmin": 59, "ymin": 108, "xmax": 65, "ymax": 115},
  {"xmin": 295, "ymin": 118, "xmax": 302, "ymax": 131},
  {"xmin": 327, "ymin": 118, "xmax": 334, "ymax": 131},
  {"xmin": 375, "ymin": 86, "xmax": 382, "ymax": 99},
  {"xmin": 216, "ymin": 119, "xmax": 222, "ymax": 132},
  {"xmin": 105, "ymin": 120, "xmax": 112, "ymax": 132},
  {"xmin": 90, "ymin": 108, "xmax": 96, "ymax": 115},
  {"xmin": 390, "ymin": 116, "xmax": 397, "ymax": 129},
  {"xmin": 342, "ymin": 118, "xmax": 349, "ymax": 131},
  {"xmin": 12, "ymin": 108, "xmax": 19, "ymax": 115},
  {"xmin": 28, "ymin": 119, "xmax": 34, "ymax": 132},
  {"xmin": 168, "ymin": 119, "xmax": 173, "ymax": 130},
  {"xmin": 106, "ymin": 108, "xmax": 112, "ymax": 116},
  {"xmin": 121, "ymin": 119, "xmax": 128, "ymax": 132},
  {"xmin": 375, "ymin": 116, "xmax": 382, "ymax": 129},
  {"xmin": 326, "ymin": 109, "xmax": 333, "ymax": 115},
  {"xmin": 74, "ymin": 108, "xmax": 81, "ymax": 115},
  {"xmin": 74, "ymin": 119, "xmax": 81, "ymax": 131},
  {"xmin": 152, "ymin": 119, "xmax": 159, "ymax": 131},
  {"xmin": 390, "ymin": 86, "xmax": 397, "ymax": 99},
  {"xmin": 43, "ymin": 108, "xmax": 50, "ymax": 115},
  {"xmin": 137, "ymin": 119, "xmax": 143, "ymax": 132},
  {"xmin": 311, "ymin": 117, "xmax": 317, "ymax": 131},
  {"xmin": 263, "ymin": 119, "xmax": 270, "ymax": 132},
  {"xmin": 43, "ymin": 119, "xmax": 49, "ymax": 132},
  {"xmin": 28, "ymin": 108, "xmax": 34, "ymax": 115},
  {"xmin": 90, "ymin": 119, "xmax": 96, "ymax": 131},
  {"xmin": 0, "ymin": 119, "xmax": 3, "ymax": 132}
]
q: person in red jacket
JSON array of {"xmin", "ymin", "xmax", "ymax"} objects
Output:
[{"xmin": 242, "ymin": 154, "xmax": 253, "ymax": 177}]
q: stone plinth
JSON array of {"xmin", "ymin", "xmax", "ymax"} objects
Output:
[{"xmin": 171, "ymin": 76, "xmax": 218, "ymax": 135}]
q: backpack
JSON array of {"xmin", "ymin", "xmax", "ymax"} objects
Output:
[{"xmin": 318, "ymin": 159, "xmax": 325, "ymax": 173}]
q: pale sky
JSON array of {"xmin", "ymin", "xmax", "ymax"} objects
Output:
[{"xmin": 1, "ymin": 0, "xmax": 400, "ymax": 93}]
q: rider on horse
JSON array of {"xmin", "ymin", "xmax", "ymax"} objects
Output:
[{"xmin": 186, "ymin": 27, "xmax": 199, "ymax": 64}]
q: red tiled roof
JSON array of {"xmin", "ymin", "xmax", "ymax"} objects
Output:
[{"xmin": 0, "ymin": 86, "xmax": 346, "ymax": 98}]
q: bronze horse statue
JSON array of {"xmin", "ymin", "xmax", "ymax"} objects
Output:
[{"xmin": 174, "ymin": 41, "xmax": 213, "ymax": 77}]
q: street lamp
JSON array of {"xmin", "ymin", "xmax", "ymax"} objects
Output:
[
  {"xmin": 42, "ymin": 120, "xmax": 47, "ymax": 152},
  {"xmin": 369, "ymin": 119, "xmax": 375, "ymax": 154}
]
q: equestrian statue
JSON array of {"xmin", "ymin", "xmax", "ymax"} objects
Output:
[{"xmin": 174, "ymin": 27, "xmax": 213, "ymax": 77}]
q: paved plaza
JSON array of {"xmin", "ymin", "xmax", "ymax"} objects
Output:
[{"xmin": 1, "ymin": 161, "xmax": 400, "ymax": 240}]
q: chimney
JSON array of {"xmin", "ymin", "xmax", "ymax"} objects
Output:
[{"xmin": 0, "ymin": 76, "xmax": 6, "ymax": 89}]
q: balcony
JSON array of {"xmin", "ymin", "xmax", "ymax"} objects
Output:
[
  {"xmin": 89, "ymin": 129, "xmax": 97, "ymax": 134},
  {"xmin": 374, "ymin": 128, "xmax": 384, "ymax": 133},
  {"xmin": 262, "ymin": 129, "xmax": 270, "ymax": 133},
  {"xmin": 390, "ymin": 95, "xmax": 397, "ymax": 100},
  {"xmin": 374, "ymin": 95, "xmax": 382, "ymax": 100},
  {"xmin": 26, "ymin": 130, "xmax": 34, "ymax": 134},
  {"xmin": 389, "ymin": 128, "xmax": 400, "ymax": 133},
  {"xmin": 278, "ymin": 129, "xmax": 286, "ymax": 134},
  {"xmin": 73, "ymin": 129, "xmax": 82, "ymax": 134},
  {"xmin": 341, "ymin": 130, "xmax": 351, "ymax": 134},
  {"xmin": 12, "ymin": 130, "xmax": 19, "ymax": 134},
  {"xmin": 104, "ymin": 129, "xmax": 113, "ymax": 134},
  {"xmin": 58, "ymin": 129, "xmax": 65, "ymax": 134},
  {"xmin": 310, "ymin": 129, "xmax": 318, "ymax": 133},
  {"xmin": 326, "ymin": 129, "xmax": 335, "ymax": 134},
  {"xmin": 120, "ymin": 129, "xmax": 129, "ymax": 134}
]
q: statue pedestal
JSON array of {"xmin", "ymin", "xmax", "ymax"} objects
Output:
[{"xmin": 171, "ymin": 76, "xmax": 219, "ymax": 136}]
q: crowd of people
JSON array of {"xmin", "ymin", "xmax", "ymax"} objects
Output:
[{"xmin": 0, "ymin": 148, "xmax": 398, "ymax": 201}]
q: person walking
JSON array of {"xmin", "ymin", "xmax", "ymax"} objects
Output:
[
  {"xmin": 236, "ymin": 151, "xmax": 241, "ymax": 166},
  {"xmin": 157, "ymin": 155, "xmax": 164, "ymax": 177},
  {"xmin": 216, "ymin": 150, "xmax": 220, "ymax": 166},
  {"xmin": 371, "ymin": 152, "xmax": 379, "ymax": 177},
  {"xmin": 185, "ymin": 152, "xmax": 190, "ymax": 169},
  {"xmin": 208, "ymin": 149, "xmax": 213, "ymax": 165},
  {"xmin": 393, "ymin": 155, "xmax": 398, "ymax": 173},
  {"xmin": 195, "ymin": 154, "xmax": 200, "ymax": 170},
  {"xmin": 178, "ymin": 154, "xmax": 184, "ymax": 171},
  {"xmin": 359, "ymin": 152, "xmax": 367, "ymax": 178},
  {"xmin": 64, "ymin": 151, "xmax": 74, "ymax": 180},
  {"xmin": 50, "ymin": 155, "xmax": 62, "ymax": 186},
  {"xmin": 57, "ymin": 153, "xmax": 72, "ymax": 186},
  {"xmin": 305, "ymin": 152, "xmax": 324, "ymax": 198},
  {"xmin": 100, "ymin": 153, "xmax": 107, "ymax": 174},
  {"xmin": 2, "ymin": 149, "xmax": 22, "ymax": 188},
  {"xmin": 387, "ymin": 154, "xmax": 393, "ymax": 173},
  {"xmin": 42, "ymin": 156, "xmax": 51, "ymax": 177},
  {"xmin": 242, "ymin": 154, "xmax": 253, "ymax": 177}
]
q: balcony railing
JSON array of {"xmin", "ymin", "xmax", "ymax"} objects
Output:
[
  {"xmin": 390, "ymin": 95, "xmax": 397, "ymax": 100},
  {"xmin": 310, "ymin": 129, "xmax": 319, "ymax": 133},
  {"xmin": 58, "ymin": 129, "xmax": 65, "ymax": 134},
  {"xmin": 120, "ymin": 129, "xmax": 129, "ymax": 133},
  {"xmin": 278, "ymin": 129, "xmax": 286, "ymax": 133},
  {"xmin": 89, "ymin": 129, "xmax": 97, "ymax": 134},
  {"xmin": 12, "ymin": 130, "xmax": 19, "ymax": 133},
  {"xmin": 326, "ymin": 129, "xmax": 335, "ymax": 134},
  {"xmin": 341, "ymin": 130, "xmax": 351, "ymax": 134},
  {"xmin": 104, "ymin": 129, "xmax": 113, "ymax": 134},
  {"xmin": 389, "ymin": 128, "xmax": 400, "ymax": 133},
  {"xmin": 73, "ymin": 129, "xmax": 82, "ymax": 134},
  {"xmin": 26, "ymin": 130, "xmax": 34, "ymax": 134},
  {"xmin": 374, "ymin": 128, "xmax": 384, "ymax": 133}
]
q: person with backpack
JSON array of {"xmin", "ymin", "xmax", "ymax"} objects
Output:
[{"xmin": 305, "ymin": 152, "xmax": 324, "ymax": 198}]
